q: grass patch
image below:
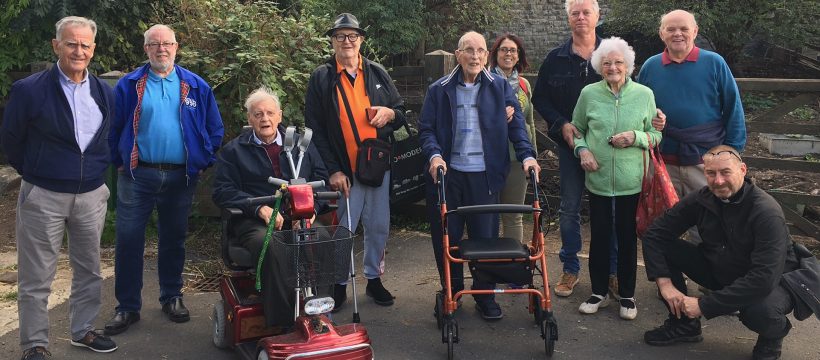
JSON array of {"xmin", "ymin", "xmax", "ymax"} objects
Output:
[
  {"xmin": 1, "ymin": 290, "xmax": 17, "ymax": 302},
  {"xmin": 742, "ymin": 92, "xmax": 777, "ymax": 113},
  {"xmin": 787, "ymin": 106, "xmax": 818, "ymax": 121}
]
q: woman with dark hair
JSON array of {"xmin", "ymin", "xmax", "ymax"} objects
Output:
[{"xmin": 489, "ymin": 33, "xmax": 537, "ymax": 244}]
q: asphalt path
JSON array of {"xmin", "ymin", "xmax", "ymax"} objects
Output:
[{"xmin": 2, "ymin": 230, "xmax": 819, "ymax": 359}]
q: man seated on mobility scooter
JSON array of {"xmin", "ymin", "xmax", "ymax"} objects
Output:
[{"xmin": 212, "ymin": 86, "xmax": 334, "ymax": 330}]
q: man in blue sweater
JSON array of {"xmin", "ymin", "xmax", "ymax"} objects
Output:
[
  {"xmin": 1, "ymin": 16, "xmax": 118, "ymax": 359},
  {"xmin": 637, "ymin": 9, "xmax": 746, "ymax": 224},
  {"xmin": 105, "ymin": 24, "xmax": 224, "ymax": 335}
]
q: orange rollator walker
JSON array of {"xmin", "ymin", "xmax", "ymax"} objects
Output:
[{"xmin": 432, "ymin": 166, "xmax": 558, "ymax": 359}]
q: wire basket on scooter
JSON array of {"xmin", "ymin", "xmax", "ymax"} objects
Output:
[{"xmin": 274, "ymin": 225, "xmax": 354, "ymax": 289}]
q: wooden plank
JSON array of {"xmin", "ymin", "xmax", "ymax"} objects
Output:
[
  {"xmin": 781, "ymin": 205, "xmax": 820, "ymax": 240},
  {"xmin": 736, "ymin": 78, "xmax": 820, "ymax": 92},
  {"xmin": 744, "ymin": 156, "xmax": 820, "ymax": 173},
  {"xmin": 746, "ymin": 122, "xmax": 820, "ymax": 135},
  {"xmin": 750, "ymin": 93, "xmax": 817, "ymax": 123},
  {"xmin": 768, "ymin": 191, "xmax": 820, "ymax": 206}
]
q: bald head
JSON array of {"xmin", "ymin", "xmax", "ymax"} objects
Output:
[
  {"xmin": 660, "ymin": 10, "xmax": 697, "ymax": 31},
  {"xmin": 457, "ymin": 31, "xmax": 485, "ymax": 51}
]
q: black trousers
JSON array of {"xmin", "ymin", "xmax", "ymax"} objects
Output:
[
  {"xmin": 663, "ymin": 239, "xmax": 794, "ymax": 339},
  {"xmin": 588, "ymin": 193, "xmax": 639, "ymax": 299},
  {"xmin": 234, "ymin": 217, "xmax": 294, "ymax": 327}
]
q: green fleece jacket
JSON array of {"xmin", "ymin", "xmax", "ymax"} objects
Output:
[{"xmin": 571, "ymin": 79, "xmax": 661, "ymax": 196}]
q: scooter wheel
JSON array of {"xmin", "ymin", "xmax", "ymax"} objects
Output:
[
  {"xmin": 257, "ymin": 348, "xmax": 270, "ymax": 360},
  {"xmin": 212, "ymin": 299, "xmax": 228, "ymax": 349}
]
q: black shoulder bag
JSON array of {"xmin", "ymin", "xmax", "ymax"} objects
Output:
[{"xmin": 336, "ymin": 82, "xmax": 391, "ymax": 187}]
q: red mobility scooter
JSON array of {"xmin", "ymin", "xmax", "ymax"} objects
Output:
[
  {"xmin": 212, "ymin": 127, "xmax": 373, "ymax": 360},
  {"xmin": 432, "ymin": 167, "xmax": 558, "ymax": 359}
]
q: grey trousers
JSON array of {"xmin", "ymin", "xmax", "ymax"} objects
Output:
[
  {"xmin": 338, "ymin": 172, "xmax": 390, "ymax": 279},
  {"xmin": 666, "ymin": 164, "xmax": 707, "ymax": 244},
  {"xmin": 16, "ymin": 180, "xmax": 109, "ymax": 350}
]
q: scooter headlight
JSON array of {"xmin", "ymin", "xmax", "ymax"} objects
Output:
[{"xmin": 304, "ymin": 296, "xmax": 335, "ymax": 315}]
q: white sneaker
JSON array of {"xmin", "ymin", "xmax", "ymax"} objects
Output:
[
  {"xmin": 619, "ymin": 298, "xmax": 637, "ymax": 320},
  {"xmin": 578, "ymin": 294, "xmax": 609, "ymax": 314}
]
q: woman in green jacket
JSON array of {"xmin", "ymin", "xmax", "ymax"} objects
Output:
[
  {"xmin": 489, "ymin": 33, "xmax": 538, "ymax": 244},
  {"xmin": 571, "ymin": 37, "xmax": 661, "ymax": 321}
]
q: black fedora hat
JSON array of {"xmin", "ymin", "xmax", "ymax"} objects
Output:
[{"xmin": 325, "ymin": 13, "xmax": 366, "ymax": 37}]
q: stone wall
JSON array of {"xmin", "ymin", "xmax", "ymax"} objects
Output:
[{"xmin": 488, "ymin": 0, "xmax": 570, "ymax": 71}]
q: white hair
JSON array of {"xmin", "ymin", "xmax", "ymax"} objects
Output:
[
  {"xmin": 565, "ymin": 0, "xmax": 600, "ymax": 16},
  {"xmin": 143, "ymin": 24, "xmax": 177, "ymax": 45},
  {"xmin": 55, "ymin": 16, "xmax": 97, "ymax": 41},
  {"xmin": 590, "ymin": 37, "xmax": 636, "ymax": 77},
  {"xmin": 244, "ymin": 87, "xmax": 281, "ymax": 113}
]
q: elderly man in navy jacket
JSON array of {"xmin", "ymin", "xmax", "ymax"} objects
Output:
[
  {"xmin": 419, "ymin": 31, "xmax": 539, "ymax": 321},
  {"xmin": 1, "ymin": 16, "xmax": 118, "ymax": 359}
]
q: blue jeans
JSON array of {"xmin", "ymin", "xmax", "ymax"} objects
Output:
[
  {"xmin": 556, "ymin": 145, "xmax": 617, "ymax": 275},
  {"xmin": 114, "ymin": 167, "xmax": 197, "ymax": 312}
]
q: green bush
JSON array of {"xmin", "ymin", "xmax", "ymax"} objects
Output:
[{"xmin": 175, "ymin": 0, "xmax": 332, "ymax": 139}]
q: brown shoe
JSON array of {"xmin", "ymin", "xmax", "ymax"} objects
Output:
[
  {"xmin": 608, "ymin": 274, "xmax": 620, "ymax": 300},
  {"xmin": 554, "ymin": 272, "xmax": 580, "ymax": 297}
]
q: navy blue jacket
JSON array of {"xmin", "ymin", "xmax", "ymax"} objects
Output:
[
  {"xmin": 212, "ymin": 126, "xmax": 330, "ymax": 218},
  {"xmin": 418, "ymin": 66, "xmax": 535, "ymax": 194},
  {"xmin": 1, "ymin": 65, "xmax": 114, "ymax": 193},
  {"xmin": 532, "ymin": 36, "xmax": 602, "ymax": 150}
]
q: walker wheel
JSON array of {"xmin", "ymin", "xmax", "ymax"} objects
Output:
[
  {"xmin": 542, "ymin": 319, "xmax": 557, "ymax": 357},
  {"xmin": 444, "ymin": 320, "xmax": 458, "ymax": 360}
]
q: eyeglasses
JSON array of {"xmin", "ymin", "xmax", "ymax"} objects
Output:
[
  {"xmin": 602, "ymin": 60, "xmax": 626, "ymax": 68},
  {"xmin": 146, "ymin": 41, "xmax": 177, "ymax": 49},
  {"xmin": 499, "ymin": 47, "xmax": 518, "ymax": 55},
  {"xmin": 702, "ymin": 150, "xmax": 742, "ymax": 162},
  {"xmin": 332, "ymin": 33, "xmax": 361, "ymax": 42},
  {"xmin": 63, "ymin": 41, "xmax": 93, "ymax": 51},
  {"xmin": 459, "ymin": 47, "xmax": 487, "ymax": 56}
]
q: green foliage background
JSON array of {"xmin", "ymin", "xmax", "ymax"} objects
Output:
[{"xmin": 601, "ymin": 0, "xmax": 819, "ymax": 69}]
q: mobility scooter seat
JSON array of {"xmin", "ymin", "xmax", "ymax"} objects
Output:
[{"xmin": 221, "ymin": 207, "xmax": 255, "ymax": 270}]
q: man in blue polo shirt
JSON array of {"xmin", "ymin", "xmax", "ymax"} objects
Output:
[
  {"xmin": 637, "ymin": 9, "xmax": 746, "ymax": 231},
  {"xmin": 105, "ymin": 24, "xmax": 224, "ymax": 335}
]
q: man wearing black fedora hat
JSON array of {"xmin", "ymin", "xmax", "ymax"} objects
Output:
[{"xmin": 305, "ymin": 13, "xmax": 407, "ymax": 310}]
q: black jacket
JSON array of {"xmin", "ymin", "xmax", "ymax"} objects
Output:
[
  {"xmin": 304, "ymin": 56, "xmax": 406, "ymax": 178},
  {"xmin": 642, "ymin": 179, "xmax": 800, "ymax": 319},
  {"xmin": 212, "ymin": 126, "xmax": 330, "ymax": 218},
  {"xmin": 781, "ymin": 243, "xmax": 820, "ymax": 320},
  {"xmin": 531, "ymin": 36, "xmax": 601, "ymax": 150},
  {"xmin": 1, "ymin": 65, "xmax": 114, "ymax": 193}
]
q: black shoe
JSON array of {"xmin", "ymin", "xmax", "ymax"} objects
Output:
[
  {"xmin": 752, "ymin": 336, "xmax": 783, "ymax": 360},
  {"xmin": 70, "ymin": 330, "xmax": 118, "ymax": 353},
  {"xmin": 162, "ymin": 297, "xmax": 190, "ymax": 323},
  {"xmin": 104, "ymin": 311, "xmax": 140, "ymax": 335},
  {"xmin": 474, "ymin": 298, "xmax": 503, "ymax": 320},
  {"xmin": 331, "ymin": 284, "xmax": 347, "ymax": 313},
  {"xmin": 366, "ymin": 278, "xmax": 395, "ymax": 306},
  {"xmin": 644, "ymin": 316, "xmax": 703, "ymax": 346},
  {"xmin": 21, "ymin": 346, "xmax": 51, "ymax": 360}
]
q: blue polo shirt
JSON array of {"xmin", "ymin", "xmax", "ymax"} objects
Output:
[{"xmin": 137, "ymin": 68, "xmax": 185, "ymax": 164}]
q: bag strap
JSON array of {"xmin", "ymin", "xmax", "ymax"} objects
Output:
[
  {"xmin": 336, "ymin": 81, "xmax": 362, "ymax": 146},
  {"xmin": 519, "ymin": 77, "xmax": 530, "ymax": 98}
]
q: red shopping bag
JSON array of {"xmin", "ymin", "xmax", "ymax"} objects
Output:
[{"xmin": 636, "ymin": 134, "xmax": 679, "ymax": 238}]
